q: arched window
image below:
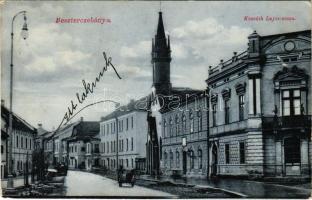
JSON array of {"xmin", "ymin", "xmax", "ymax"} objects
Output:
[
  {"xmin": 176, "ymin": 150, "xmax": 180, "ymax": 168},
  {"xmin": 169, "ymin": 151, "xmax": 173, "ymax": 168},
  {"xmin": 198, "ymin": 149, "xmax": 203, "ymax": 169},
  {"xmin": 164, "ymin": 152, "xmax": 168, "ymax": 168},
  {"xmin": 182, "ymin": 113, "xmax": 186, "ymax": 132},
  {"xmin": 189, "ymin": 111, "xmax": 194, "ymax": 133},
  {"xmin": 175, "ymin": 115, "xmax": 180, "ymax": 136},
  {"xmin": 169, "ymin": 118, "xmax": 173, "ymax": 137},
  {"xmin": 189, "ymin": 150, "xmax": 195, "ymax": 169},
  {"xmin": 163, "ymin": 120, "xmax": 167, "ymax": 137},
  {"xmin": 197, "ymin": 110, "xmax": 202, "ymax": 131}
]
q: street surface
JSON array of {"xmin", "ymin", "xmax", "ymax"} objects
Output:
[
  {"xmin": 64, "ymin": 170, "xmax": 175, "ymax": 197},
  {"xmin": 157, "ymin": 176, "xmax": 311, "ymax": 198}
]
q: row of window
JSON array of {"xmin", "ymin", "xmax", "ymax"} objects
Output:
[
  {"xmin": 210, "ymin": 88, "xmax": 302, "ymax": 127},
  {"xmin": 69, "ymin": 144, "xmax": 78, "ymax": 153},
  {"xmin": 163, "ymin": 111, "xmax": 203, "ymax": 138},
  {"xmin": 224, "ymin": 142, "xmax": 245, "ymax": 164},
  {"xmin": 86, "ymin": 143, "xmax": 99, "ymax": 154},
  {"xmin": 100, "ymin": 137, "xmax": 134, "ymax": 154},
  {"xmin": 102, "ymin": 157, "xmax": 135, "ymax": 169},
  {"xmin": 212, "ymin": 94, "xmax": 245, "ymax": 126},
  {"xmin": 163, "ymin": 149, "xmax": 203, "ymax": 169},
  {"xmin": 15, "ymin": 135, "xmax": 32, "ymax": 150},
  {"xmin": 44, "ymin": 141, "xmax": 53, "ymax": 151},
  {"xmin": 100, "ymin": 116, "xmax": 134, "ymax": 136},
  {"xmin": 15, "ymin": 160, "xmax": 31, "ymax": 172}
]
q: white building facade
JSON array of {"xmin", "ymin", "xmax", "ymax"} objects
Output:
[{"xmin": 99, "ymin": 101, "xmax": 148, "ymax": 171}]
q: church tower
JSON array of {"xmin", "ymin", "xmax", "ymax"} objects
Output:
[{"xmin": 152, "ymin": 12, "xmax": 172, "ymax": 95}]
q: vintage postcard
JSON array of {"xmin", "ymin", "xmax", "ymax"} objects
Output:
[{"xmin": 0, "ymin": 0, "xmax": 311, "ymax": 198}]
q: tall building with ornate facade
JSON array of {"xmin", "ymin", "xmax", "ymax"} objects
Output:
[{"xmin": 207, "ymin": 30, "xmax": 311, "ymax": 178}]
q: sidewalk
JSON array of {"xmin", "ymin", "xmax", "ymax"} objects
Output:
[
  {"xmin": 139, "ymin": 175, "xmax": 311, "ymax": 198},
  {"xmin": 1, "ymin": 176, "xmax": 32, "ymax": 189}
]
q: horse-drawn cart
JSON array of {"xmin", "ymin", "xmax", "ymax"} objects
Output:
[{"xmin": 117, "ymin": 170, "xmax": 136, "ymax": 187}]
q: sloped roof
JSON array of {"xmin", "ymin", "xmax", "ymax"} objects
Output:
[
  {"xmin": 37, "ymin": 126, "xmax": 49, "ymax": 136},
  {"xmin": 53, "ymin": 121, "xmax": 79, "ymax": 138},
  {"xmin": 159, "ymin": 87, "xmax": 205, "ymax": 113},
  {"xmin": 1, "ymin": 105, "xmax": 36, "ymax": 134},
  {"xmin": 100, "ymin": 96, "xmax": 148, "ymax": 122},
  {"xmin": 67, "ymin": 121, "xmax": 100, "ymax": 142}
]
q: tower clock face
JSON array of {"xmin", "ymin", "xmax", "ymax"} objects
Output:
[{"xmin": 284, "ymin": 41, "xmax": 295, "ymax": 52}]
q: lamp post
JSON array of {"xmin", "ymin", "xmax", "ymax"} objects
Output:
[{"xmin": 7, "ymin": 11, "xmax": 29, "ymax": 190}]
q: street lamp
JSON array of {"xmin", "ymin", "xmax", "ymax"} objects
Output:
[
  {"xmin": 7, "ymin": 11, "xmax": 29, "ymax": 191},
  {"xmin": 21, "ymin": 15, "xmax": 29, "ymax": 40}
]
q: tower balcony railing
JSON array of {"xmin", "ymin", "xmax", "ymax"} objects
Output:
[{"xmin": 262, "ymin": 115, "xmax": 311, "ymax": 131}]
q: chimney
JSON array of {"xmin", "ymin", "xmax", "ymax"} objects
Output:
[
  {"xmin": 38, "ymin": 123, "xmax": 42, "ymax": 128},
  {"xmin": 80, "ymin": 117, "xmax": 83, "ymax": 121},
  {"xmin": 1, "ymin": 99, "xmax": 4, "ymax": 106}
]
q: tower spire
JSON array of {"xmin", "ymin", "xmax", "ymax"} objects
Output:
[
  {"xmin": 156, "ymin": 11, "xmax": 166, "ymax": 40},
  {"xmin": 151, "ymin": 11, "xmax": 171, "ymax": 95}
]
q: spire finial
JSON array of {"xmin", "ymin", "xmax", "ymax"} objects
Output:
[{"xmin": 159, "ymin": 0, "xmax": 162, "ymax": 12}]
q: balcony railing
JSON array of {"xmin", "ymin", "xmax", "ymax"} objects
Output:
[
  {"xmin": 262, "ymin": 115, "xmax": 311, "ymax": 130},
  {"xmin": 209, "ymin": 51, "xmax": 248, "ymax": 76},
  {"xmin": 210, "ymin": 120, "xmax": 248, "ymax": 136}
]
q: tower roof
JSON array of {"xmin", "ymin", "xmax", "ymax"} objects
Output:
[{"xmin": 156, "ymin": 12, "xmax": 166, "ymax": 39}]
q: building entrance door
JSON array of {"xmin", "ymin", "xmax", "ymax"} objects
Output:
[
  {"xmin": 182, "ymin": 151, "xmax": 187, "ymax": 174},
  {"xmin": 284, "ymin": 137, "xmax": 301, "ymax": 175},
  {"xmin": 211, "ymin": 145, "xmax": 218, "ymax": 176}
]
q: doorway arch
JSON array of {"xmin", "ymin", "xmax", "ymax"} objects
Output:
[{"xmin": 209, "ymin": 142, "xmax": 218, "ymax": 177}]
